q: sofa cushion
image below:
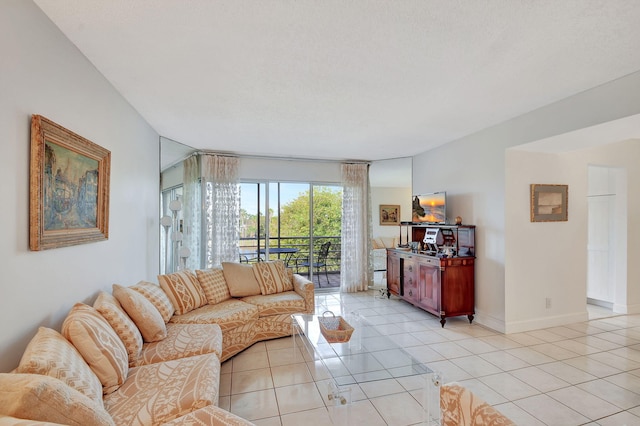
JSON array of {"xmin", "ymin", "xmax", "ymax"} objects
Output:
[
  {"xmin": 103, "ymin": 353, "xmax": 220, "ymax": 426},
  {"xmin": 0, "ymin": 373, "xmax": 114, "ymax": 426},
  {"xmin": 441, "ymin": 382, "xmax": 516, "ymax": 426},
  {"xmin": 16, "ymin": 327, "xmax": 103, "ymax": 405},
  {"xmin": 62, "ymin": 303, "xmax": 129, "ymax": 394},
  {"xmin": 372, "ymin": 236, "xmax": 398, "ymax": 249},
  {"xmin": 0, "ymin": 415, "xmax": 62, "ymax": 425},
  {"xmin": 0, "ymin": 415, "xmax": 60, "ymax": 425},
  {"xmin": 113, "ymin": 284, "xmax": 167, "ymax": 342},
  {"xmin": 160, "ymin": 405, "xmax": 255, "ymax": 426},
  {"xmin": 170, "ymin": 299, "xmax": 259, "ymax": 332},
  {"xmin": 158, "ymin": 270, "xmax": 208, "ymax": 315},
  {"xmin": 292, "ymin": 274, "xmax": 315, "ymax": 314},
  {"xmin": 241, "ymin": 291, "xmax": 306, "ymax": 317},
  {"xmin": 130, "ymin": 281, "xmax": 175, "ymax": 322},
  {"xmin": 196, "ymin": 268, "xmax": 231, "ymax": 305},
  {"xmin": 371, "ymin": 238, "xmax": 384, "ymax": 249},
  {"xmin": 94, "ymin": 292, "xmax": 143, "ymax": 367},
  {"xmin": 252, "ymin": 260, "xmax": 293, "ymax": 295},
  {"xmin": 135, "ymin": 323, "xmax": 223, "ymax": 366},
  {"xmin": 222, "ymin": 262, "xmax": 261, "ymax": 297}
]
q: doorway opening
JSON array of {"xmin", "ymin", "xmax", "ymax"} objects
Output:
[{"xmin": 586, "ymin": 165, "xmax": 627, "ymax": 320}]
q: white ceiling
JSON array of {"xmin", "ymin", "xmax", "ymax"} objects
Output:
[{"xmin": 35, "ymin": 0, "xmax": 640, "ymax": 162}]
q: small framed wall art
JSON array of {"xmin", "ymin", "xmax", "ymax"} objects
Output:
[
  {"xmin": 379, "ymin": 204, "xmax": 400, "ymax": 226},
  {"xmin": 530, "ymin": 184, "xmax": 568, "ymax": 222},
  {"xmin": 30, "ymin": 115, "xmax": 111, "ymax": 250}
]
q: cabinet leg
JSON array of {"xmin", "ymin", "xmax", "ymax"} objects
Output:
[
  {"xmin": 440, "ymin": 317, "xmax": 446, "ymax": 328},
  {"xmin": 467, "ymin": 314, "xmax": 474, "ymax": 324}
]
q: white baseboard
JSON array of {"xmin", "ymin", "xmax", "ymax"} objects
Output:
[
  {"xmin": 503, "ymin": 311, "xmax": 588, "ymax": 334},
  {"xmin": 612, "ymin": 303, "xmax": 640, "ymax": 314}
]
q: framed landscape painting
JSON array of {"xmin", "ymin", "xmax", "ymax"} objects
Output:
[
  {"xmin": 30, "ymin": 115, "xmax": 111, "ymax": 250},
  {"xmin": 530, "ymin": 184, "xmax": 568, "ymax": 222},
  {"xmin": 380, "ymin": 204, "xmax": 400, "ymax": 226}
]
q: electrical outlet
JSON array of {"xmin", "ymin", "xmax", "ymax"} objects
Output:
[{"xmin": 545, "ymin": 298, "xmax": 551, "ymax": 309}]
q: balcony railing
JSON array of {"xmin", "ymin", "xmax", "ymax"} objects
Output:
[{"xmin": 239, "ymin": 236, "xmax": 341, "ymax": 274}]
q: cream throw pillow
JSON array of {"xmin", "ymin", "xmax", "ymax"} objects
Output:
[
  {"xmin": 113, "ymin": 284, "xmax": 167, "ymax": 342},
  {"xmin": 158, "ymin": 270, "xmax": 208, "ymax": 315},
  {"xmin": 253, "ymin": 260, "xmax": 293, "ymax": 295},
  {"xmin": 222, "ymin": 262, "xmax": 262, "ymax": 297},
  {"xmin": 130, "ymin": 280, "xmax": 175, "ymax": 322},
  {"xmin": 0, "ymin": 373, "xmax": 114, "ymax": 426},
  {"xmin": 195, "ymin": 268, "xmax": 231, "ymax": 304},
  {"xmin": 94, "ymin": 292, "xmax": 143, "ymax": 367},
  {"xmin": 62, "ymin": 303, "xmax": 129, "ymax": 394},
  {"xmin": 16, "ymin": 327, "xmax": 103, "ymax": 405}
]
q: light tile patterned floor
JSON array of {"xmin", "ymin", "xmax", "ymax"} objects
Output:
[{"xmin": 219, "ymin": 291, "xmax": 640, "ymax": 425}]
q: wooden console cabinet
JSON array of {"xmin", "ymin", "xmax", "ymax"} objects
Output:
[{"xmin": 386, "ymin": 224, "xmax": 475, "ymax": 327}]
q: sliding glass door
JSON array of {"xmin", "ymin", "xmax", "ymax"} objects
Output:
[{"xmin": 239, "ymin": 181, "xmax": 342, "ymax": 287}]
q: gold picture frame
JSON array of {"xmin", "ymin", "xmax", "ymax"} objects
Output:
[
  {"xmin": 379, "ymin": 204, "xmax": 400, "ymax": 226},
  {"xmin": 30, "ymin": 115, "xmax": 111, "ymax": 250},
  {"xmin": 530, "ymin": 184, "xmax": 568, "ymax": 222}
]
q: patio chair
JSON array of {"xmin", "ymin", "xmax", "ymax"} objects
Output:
[{"xmin": 296, "ymin": 241, "xmax": 331, "ymax": 287}]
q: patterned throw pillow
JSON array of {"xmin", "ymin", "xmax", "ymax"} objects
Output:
[
  {"xmin": 62, "ymin": 303, "xmax": 129, "ymax": 394},
  {"xmin": 158, "ymin": 270, "xmax": 208, "ymax": 315},
  {"xmin": 253, "ymin": 260, "xmax": 293, "ymax": 295},
  {"xmin": 195, "ymin": 268, "xmax": 231, "ymax": 305},
  {"xmin": 0, "ymin": 373, "xmax": 115, "ymax": 426},
  {"xmin": 93, "ymin": 292, "xmax": 143, "ymax": 367},
  {"xmin": 16, "ymin": 327, "xmax": 103, "ymax": 405},
  {"xmin": 112, "ymin": 284, "xmax": 167, "ymax": 342},
  {"xmin": 130, "ymin": 281, "xmax": 175, "ymax": 322},
  {"xmin": 222, "ymin": 262, "xmax": 262, "ymax": 297}
]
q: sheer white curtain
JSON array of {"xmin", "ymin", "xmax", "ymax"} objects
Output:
[
  {"xmin": 182, "ymin": 156, "xmax": 201, "ymax": 271},
  {"xmin": 201, "ymin": 155, "xmax": 240, "ymax": 268},
  {"xmin": 340, "ymin": 163, "xmax": 373, "ymax": 293}
]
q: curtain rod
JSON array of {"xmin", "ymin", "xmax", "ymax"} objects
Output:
[{"xmin": 185, "ymin": 150, "xmax": 370, "ymax": 165}]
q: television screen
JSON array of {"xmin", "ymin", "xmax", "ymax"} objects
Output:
[{"xmin": 412, "ymin": 192, "xmax": 446, "ymax": 223}]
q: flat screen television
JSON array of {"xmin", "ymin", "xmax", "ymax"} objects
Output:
[{"xmin": 412, "ymin": 192, "xmax": 446, "ymax": 223}]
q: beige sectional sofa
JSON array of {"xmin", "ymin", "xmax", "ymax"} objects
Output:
[
  {"xmin": 0, "ymin": 260, "xmax": 314, "ymax": 426},
  {"xmin": 441, "ymin": 382, "xmax": 516, "ymax": 425}
]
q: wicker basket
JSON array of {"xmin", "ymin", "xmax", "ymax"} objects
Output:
[{"xmin": 318, "ymin": 311, "xmax": 354, "ymax": 343}]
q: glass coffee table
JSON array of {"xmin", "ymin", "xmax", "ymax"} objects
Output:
[{"xmin": 291, "ymin": 312, "xmax": 440, "ymax": 423}]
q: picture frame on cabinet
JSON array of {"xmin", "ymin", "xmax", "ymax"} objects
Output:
[
  {"xmin": 29, "ymin": 115, "xmax": 111, "ymax": 250},
  {"xmin": 380, "ymin": 204, "xmax": 400, "ymax": 226},
  {"xmin": 530, "ymin": 184, "xmax": 568, "ymax": 222}
]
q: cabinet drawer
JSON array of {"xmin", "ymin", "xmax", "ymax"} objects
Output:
[
  {"xmin": 443, "ymin": 257, "xmax": 475, "ymax": 267},
  {"xmin": 403, "ymin": 261, "xmax": 416, "ymax": 274}
]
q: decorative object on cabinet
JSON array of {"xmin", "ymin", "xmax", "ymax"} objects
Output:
[
  {"xmin": 379, "ymin": 204, "xmax": 400, "ymax": 225},
  {"xmin": 530, "ymin": 184, "xmax": 568, "ymax": 222},
  {"xmin": 29, "ymin": 115, "xmax": 111, "ymax": 251},
  {"xmin": 387, "ymin": 224, "xmax": 475, "ymax": 327}
]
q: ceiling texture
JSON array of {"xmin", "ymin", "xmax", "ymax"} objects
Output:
[{"xmin": 35, "ymin": 0, "xmax": 640, "ymax": 162}]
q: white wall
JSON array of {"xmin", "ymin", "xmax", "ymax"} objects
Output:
[
  {"xmin": 413, "ymin": 71, "xmax": 640, "ymax": 332},
  {"xmin": 371, "ymin": 186, "xmax": 412, "ymax": 239},
  {"xmin": 505, "ymin": 139, "xmax": 640, "ymax": 332},
  {"xmin": 238, "ymin": 157, "xmax": 342, "ymax": 183},
  {"xmin": 0, "ymin": 1, "xmax": 160, "ymax": 372},
  {"xmin": 505, "ymin": 150, "xmax": 588, "ymax": 331},
  {"xmin": 162, "ymin": 163, "xmax": 184, "ymax": 191}
]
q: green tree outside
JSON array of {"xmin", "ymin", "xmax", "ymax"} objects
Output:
[{"xmin": 279, "ymin": 187, "xmax": 342, "ymax": 238}]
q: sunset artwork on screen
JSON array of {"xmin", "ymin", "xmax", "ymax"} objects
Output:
[{"xmin": 412, "ymin": 192, "xmax": 446, "ymax": 223}]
